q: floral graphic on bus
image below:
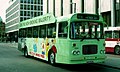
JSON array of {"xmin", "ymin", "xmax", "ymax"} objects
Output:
[
  {"xmin": 40, "ymin": 38, "xmax": 56, "ymax": 58},
  {"xmin": 41, "ymin": 39, "xmax": 46, "ymax": 58},
  {"xmin": 33, "ymin": 38, "xmax": 38, "ymax": 52},
  {"xmin": 33, "ymin": 44, "xmax": 37, "ymax": 52}
]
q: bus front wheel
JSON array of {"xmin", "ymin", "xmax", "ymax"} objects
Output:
[
  {"xmin": 114, "ymin": 46, "xmax": 120, "ymax": 55},
  {"xmin": 48, "ymin": 51, "xmax": 56, "ymax": 65}
]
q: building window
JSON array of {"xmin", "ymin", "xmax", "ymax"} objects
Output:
[
  {"xmin": 20, "ymin": 4, "xmax": 23, "ymax": 9},
  {"xmin": 20, "ymin": 0, "xmax": 24, "ymax": 3},
  {"xmin": 20, "ymin": 11, "xmax": 23, "ymax": 16},
  {"xmin": 40, "ymin": 0, "xmax": 43, "ymax": 5},
  {"xmin": 31, "ymin": 0, "xmax": 34, "ymax": 4},
  {"xmin": 31, "ymin": 5, "xmax": 33, "ymax": 10},
  {"xmin": 41, "ymin": 6, "xmax": 43, "ymax": 11},
  {"xmin": 20, "ymin": 17, "xmax": 24, "ymax": 22}
]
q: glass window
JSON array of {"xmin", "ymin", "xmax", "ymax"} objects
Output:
[
  {"xmin": 113, "ymin": 31, "xmax": 119, "ymax": 38},
  {"xmin": 20, "ymin": 17, "xmax": 24, "ymax": 22},
  {"xmin": 27, "ymin": 5, "xmax": 30, "ymax": 10},
  {"xmin": 33, "ymin": 26, "xmax": 39, "ymax": 38},
  {"xmin": 38, "ymin": 6, "xmax": 40, "ymax": 10},
  {"xmin": 38, "ymin": 0, "xmax": 40, "ymax": 4},
  {"xmin": 19, "ymin": 28, "xmax": 26, "ymax": 38},
  {"xmin": 39, "ymin": 25, "xmax": 46, "ymax": 38},
  {"xmin": 47, "ymin": 23, "xmax": 56, "ymax": 38},
  {"xmin": 34, "ymin": 6, "xmax": 37, "ymax": 10},
  {"xmin": 58, "ymin": 22, "xmax": 68, "ymax": 38},
  {"xmin": 24, "ymin": 11, "xmax": 26, "ymax": 16},
  {"xmin": 34, "ymin": 0, "xmax": 37, "ymax": 4},
  {"xmin": 27, "ymin": 11, "xmax": 30, "ymax": 16},
  {"xmin": 31, "ymin": 5, "xmax": 33, "ymax": 10},
  {"xmin": 27, "ymin": 27, "xmax": 32, "ymax": 38},
  {"xmin": 31, "ymin": 0, "xmax": 34, "ymax": 3},
  {"xmin": 24, "ymin": 5, "xmax": 26, "ymax": 10},
  {"xmin": 105, "ymin": 31, "xmax": 112, "ymax": 38},
  {"xmin": 28, "ymin": 0, "xmax": 31, "ymax": 3},
  {"xmin": 20, "ymin": 11, "xmax": 23, "ymax": 16},
  {"xmin": 20, "ymin": 4, "xmax": 23, "ymax": 9},
  {"xmin": 20, "ymin": 0, "xmax": 24, "ymax": 3},
  {"xmin": 70, "ymin": 22, "xmax": 104, "ymax": 39},
  {"xmin": 41, "ymin": 6, "xmax": 43, "ymax": 11},
  {"xmin": 41, "ymin": 0, "xmax": 43, "ymax": 5},
  {"xmin": 34, "ymin": 12, "xmax": 37, "ymax": 17}
]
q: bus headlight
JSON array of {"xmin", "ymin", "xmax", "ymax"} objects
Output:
[
  {"xmin": 100, "ymin": 50, "xmax": 105, "ymax": 54},
  {"xmin": 72, "ymin": 50, "xmax": 80, "ymax": 55}
]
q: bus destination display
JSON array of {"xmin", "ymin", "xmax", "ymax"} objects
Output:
[{"xmin": 77, "ymin": 14, "xmax": 99, "ymax": 20}]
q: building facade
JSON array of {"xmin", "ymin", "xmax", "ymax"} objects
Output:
[
  {"xmin": 5, "ymin": 0, "xmax": 120, "ymax": 42},
  {"xmin": 6, "ymin": 0, "xmax": 43, "ymax": 42},
  {"xmin": 0, "ymin": 16, "xmax": 5, "ymax": 42}
]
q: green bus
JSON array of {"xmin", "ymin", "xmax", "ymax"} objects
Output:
[{"xmin": 18, "ymin": 13, "xmax": 106, "ymax": 65}]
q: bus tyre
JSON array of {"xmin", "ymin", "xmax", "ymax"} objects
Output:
[
  {"xmin": 48, "ymin": 51, "xmax": 56, "ymax": 65},
  {"xmin": 24, "ymin": 48, "xmax": 29, "ymax": 57},
  {"xmin": 114, "ymin": 46, "xmax": 120, "ymax": 55}
]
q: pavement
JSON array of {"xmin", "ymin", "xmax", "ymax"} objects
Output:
[
  {"xmin": 98, "ymin": 54, "xmax": 120, "ymax": 70},
  {"xmin": 1, "ymin": 42, "xmax": 120, "ymax": 69}
]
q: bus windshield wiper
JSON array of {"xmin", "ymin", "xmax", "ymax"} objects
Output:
[
  {"xmin": 95, "ymin": 37, "xmax": 100, "ymax": 41},
  {"xmin": 80, "ymin": 36, "xmax": 86, "ymax": 42},
  {"xmin": 80, "ymin": 34, "xmax": 100, "ymax": 41},
  {"xmin": 80, "ymin": 34, "xmax": 88, "ymax": 42}
]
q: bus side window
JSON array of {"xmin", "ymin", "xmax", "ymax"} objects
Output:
[
  {"xmin": 27, "ymin": 27, "xmax": 32, "ymax": 38},
  {"xmin": 47, "ymin": 23, "xmax": 56, "ymax": 38},
  {"xmin": 39, "ymin": 25, "xmax": 46, "ymax": 38},
  {"xmin": 33, "ymin": 26, "xmax": 38, "ymax": 38},
  {"xmin": 20, "ymin": 29, "xmax": 26, "ymax": 38},
  {"xmin": 58, "ymin": 22, "xmax": 68, "ymax": 38},
  {"xmin": 19, "ymin": 29, "xmax": 22, "ymax": 38}
]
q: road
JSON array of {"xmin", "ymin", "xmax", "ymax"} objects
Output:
[{"xmin": 0, "ymin": 43, "xmax": 120, "ymax": 72}]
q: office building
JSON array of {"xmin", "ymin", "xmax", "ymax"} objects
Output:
[{"xmin": 6, "ymin": 0, "xmax": 43, "ymax": 42}]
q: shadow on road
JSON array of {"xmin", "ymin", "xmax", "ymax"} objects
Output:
[
  {"xmin": 55, "ymin": 63, "xmax": 104, "ymax": 72},
  {"xmin": 25, "ymin": 56, "xmax": 105, "ymax": 72}
]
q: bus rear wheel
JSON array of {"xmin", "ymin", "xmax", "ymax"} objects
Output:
[
  {"xmin": 48, "ymin": 51, "xmax": 56, "ymax": 65},
  {"xmin": 114, "ymin": 46, "xmax": 120, "ymax": 55}
]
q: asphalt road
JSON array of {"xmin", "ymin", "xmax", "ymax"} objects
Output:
[{"xmin": 0, "ymin": 43, "xmax": 120, "ymax": 72}]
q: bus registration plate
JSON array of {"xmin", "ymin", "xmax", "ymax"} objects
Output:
[
  {"xmin": 87, "ymin": 61, "xmax": 94, "ymax": 63},
  {"xmin": 85, "ymin": 57, "xmax": 95, "ymax": 60}
]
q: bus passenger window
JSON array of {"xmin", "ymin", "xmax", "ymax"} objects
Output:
[
  {"xmin": 47, "ymin": 23, "xmax": 56, "ymax": 38},
  {"xmin": 33, "ymin": 26, "xmax": 38, "ymax": 38},
  {"xmin": 27, "ymin": 27, "xmax": 32, "ymax": 38},
  {"xmin": 19, "ymin": 29, "xmax": 22, "ymax": 38},
  {"xmin": 58, "ymin": 22, "xmax": 68, "ymax": 38},
  {"xmin": 39, "ymin": 25, "xmax": 46, "ymax": 38},
  {"xmin": 19, "ymin": 29, "xmax": 26, "ymax": 38}
]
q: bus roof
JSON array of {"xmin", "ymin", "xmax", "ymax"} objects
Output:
[
  {"xmin": 19, "ymin": 13, "xmax": 56, "ymax": 28},
  {"xmin": 19, "ymin": 13, "xmax": 104, "ymax": 29},
  {"xmin": 56, "ymin": 13, "xmax": 104, "ymax": 23}
]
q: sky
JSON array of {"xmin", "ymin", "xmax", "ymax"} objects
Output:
[{"xmin": 0, "ymin": 0, "xmax": 9, "ymax": 22}]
